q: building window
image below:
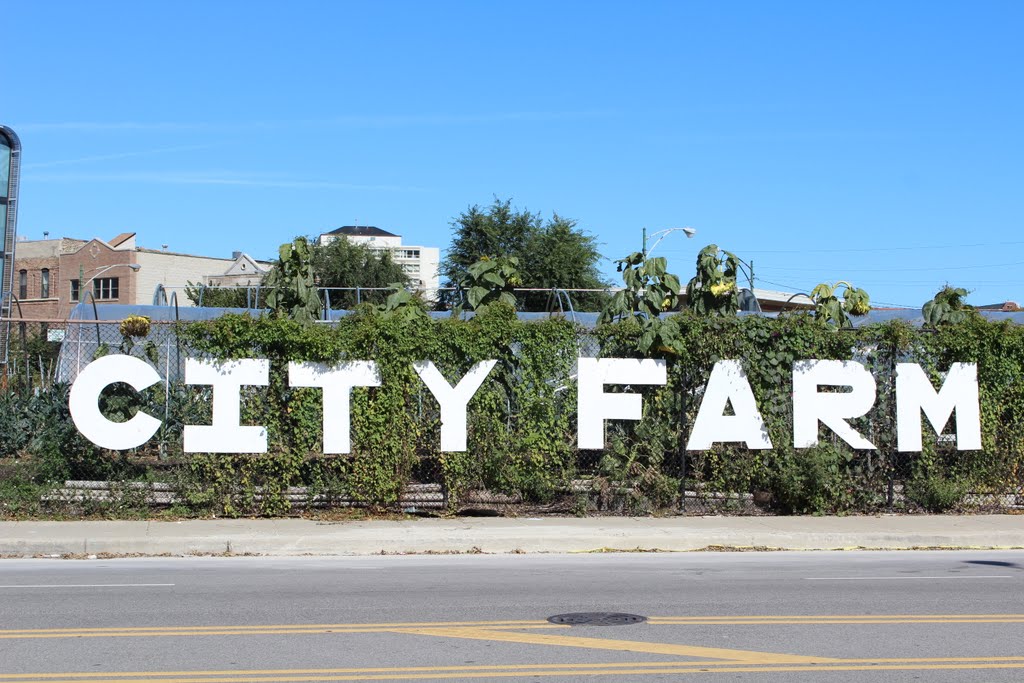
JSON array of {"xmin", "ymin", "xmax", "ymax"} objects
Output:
[
  {"xmin": 40, "ymin": 268, "xmax": 50, "ymax": 298},
  {"xmin": 18, "ymin": 269, "xmax": 26, "ymax": 299},
  {"xmin": 70, "ymin": 279, "xmax": 80, "ymax": 302},
  {"xmin": 93, "ymin": 277, "xmax": 119, "ymax": 300}
]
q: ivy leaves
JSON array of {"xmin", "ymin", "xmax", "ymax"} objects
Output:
[{"xmin": 377, "ymin": 285, "xmax": 429, "ymax": 322}]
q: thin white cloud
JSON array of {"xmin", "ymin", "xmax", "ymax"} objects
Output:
[
  {"xmin": 24, "ymin": 170, "xmax": 426, "ymax": 192},
  {"xmin": 15, "ymin": 122, "xmax": 222, "ymax": 132},
  {"xmin": 15, "ymin": 111, "xmax": 614, "ymax": 133},
  {"xmin": 24, "ymin": 145, "xmax": 215, "ymax": 169},
  {"xmin": 316, "ymin": 110, "xmax": 614, "ymax": 127}
]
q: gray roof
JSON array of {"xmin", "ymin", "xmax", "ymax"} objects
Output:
[{"xmin": 324, "ymin": 225, "xmax": 398, "ymax": 238}]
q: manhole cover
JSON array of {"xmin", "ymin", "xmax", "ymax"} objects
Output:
[{"xmin": 547, "ymin": 612, "xmax": 647, "ymax": 626}]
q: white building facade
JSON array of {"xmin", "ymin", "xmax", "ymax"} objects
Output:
[{"xmin": 317, "ymin": 226, "xmax": 440, "ymax": 293}]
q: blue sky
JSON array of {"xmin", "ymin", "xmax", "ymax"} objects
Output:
[{"xmin": 5, "ymin": 1, "xmax": 1023, "ymax": 308}]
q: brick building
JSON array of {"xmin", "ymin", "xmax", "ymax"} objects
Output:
[{"xmin": 12, "ymin": 233, "xmax": 269, "ymax": 319}]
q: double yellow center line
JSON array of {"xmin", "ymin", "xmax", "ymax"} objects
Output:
[
  {"xmin": 4, "ymin": 614, "xmax": 1024, "ymax": 639},
  {"xmin": 4, "ymin": 615, "xmax": 1024, "ymax": 680}
]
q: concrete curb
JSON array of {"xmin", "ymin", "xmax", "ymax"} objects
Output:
[{"xmin": 2, "ymin": 515, "xmax": 1023, "ymax": 557}]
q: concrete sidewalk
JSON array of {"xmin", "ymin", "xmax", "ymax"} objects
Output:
[{"xmin": 1, "ymin": 515, "xmax": 1023, "ymax": 557}]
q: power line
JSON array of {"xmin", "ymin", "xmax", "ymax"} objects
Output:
[
  {"xmin": 757, "ymin": 260, "xmax": 1024, "ymax": 273},
  {"xmin": 721, "ymin": 239, "xmax": 1024, "ymax": 255},
  {"xmin": 755, "ymin": 277, "xmax": 918, "ymax": 309}
]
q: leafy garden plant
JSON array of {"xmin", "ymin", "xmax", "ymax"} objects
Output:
[
  {"xmin": 455, "ymin": 256, "xmax": 522, "ymax": 315},
  {"xmin": 922, "ymin": 285, "xmax": 972, "ymax": 328},
  {"xmin": 264, "ymin": 237, "xmax": 322, "ymax": 323},
  {"xmin": 599, "ymin": 252, "xmax": 683, "ymax": 354},
  {"xmin": 810, "ymin": 280, "xmax": 871, "ymax": 328},
  {"xmin": 685, "ymin": 244, "xmax": 741, "ymax": 316}
]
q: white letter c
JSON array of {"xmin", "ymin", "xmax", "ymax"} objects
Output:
[{"xmin": 69, "ymin": 355, "xmax": 162, "ymax": 450}]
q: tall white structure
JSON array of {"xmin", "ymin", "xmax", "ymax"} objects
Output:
[{"xmin": 317, "ymin": 226, "xmax": 440, "ymax": 293}]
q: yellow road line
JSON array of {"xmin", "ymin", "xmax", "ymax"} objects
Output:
[
  {"xmin": 5, "ymin": 662, "xmax": 1024, "ymax": 682},
  {"xmin": 389, "ymin": 626, "xmax": 838, "ymax": 664},
  {"xmin": 0, "ymin": 661, "xmax": 809, "ymax": 679},
  {"xmin": 5, "ymin": 613, "xmax": 1024, "ymax": 640},
  {"xmin": 651, "ymin": 616, "xmax": 1024, "ymax": 625},
  {"xmin": 5, "ymin": 657, "xmax": 1024, "ymax": 679},
  {"xmin": 0, "ymin": 620, "xmax": 551, "ymax": 635},
  {"xmin": 651, "ymin": 618, "xmax": 1024, "ymax": 622},
  {"xmin": 0, "ymin": 626, "xmax": 570, "ymax": 641},
  {"xmin": 7, "ymin": 613, "xmax": 1024, "ymax": 640}
]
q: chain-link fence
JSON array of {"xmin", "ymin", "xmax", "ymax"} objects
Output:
[
  {"xmin": 0, "ymin": 319, "xmax": 187, "ymax": 389},
  {"xmin": 2, "ymin": 315, "xmax": 1022, "ymax": 516}
]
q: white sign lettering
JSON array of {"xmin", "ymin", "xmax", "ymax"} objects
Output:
[
  {"xmin": 414, "ymin": 360, "xmax": 497, "ymax": 452},
  {"xmin": 577, "ymin": 358, "xmax": 667, "ymax": 449},
  {"xmin": 289, "ymin": 361, "xmax": 381, "ymax": 454},
  {"xmin": 68, "ymin": 354, "xmax": 162, "ymax": 450},
  {"xmin": 687, "ymin": 360, "xmax": 772, "ymax": 450},
  {"xmin": 66, "ymin": 355, "xmax": 984, "ymax": 455},
  {"xmin": 184, "ymin": 358, "xmax": 269, "ymax": 454},
  {"xmin": 896, "ymin": 362, "xmax": 982, "ymax": 451},
  {"xmin": 793, "ymin": 360, "xmax": 877, "ymax": 450}
]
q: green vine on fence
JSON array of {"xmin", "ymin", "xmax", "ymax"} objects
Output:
[{"xmin": 3, "ymin": 309, "xmax": 1024, "ymax": 518}]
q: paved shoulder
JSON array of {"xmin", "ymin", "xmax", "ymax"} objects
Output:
[{"xmin": 1, "ymin": 515, "xmax": 1023, "ymax": 557}]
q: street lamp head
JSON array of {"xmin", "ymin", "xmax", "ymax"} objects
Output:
[
  {"xmin": 682, "ymin": 227, "xmax": 697, "ymax": 238},
  {"xmin": 128, "ymin": 264, "xmax": 141, "ymax": 272}
]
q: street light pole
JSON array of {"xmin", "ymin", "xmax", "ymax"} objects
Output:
[
  {"xmin": 78, "ymin": 263, "xmax": 141, "ymax": 302},
  {"xmin": 643, "ymin": 226, "xmax": 697, "ymax": 259}
]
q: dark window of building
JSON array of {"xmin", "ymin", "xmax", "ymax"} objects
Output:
[
  {"xmin": 70, "ymin": 279, "xmax": 80, "ymax": 302},
  {"xmin": 40, "ymin": 268, "xmax": 50, "ymax": 298},
  {"xmin": 18, "ymin": 269, "xmax": 27, "ymax": 299},
  {"xmin": 93, "ymin": 277, "xmax": 119, "ymax": 300},
  {"xmin": 0, "ymin": 139, "xmax": 9, "ymax": 200}
]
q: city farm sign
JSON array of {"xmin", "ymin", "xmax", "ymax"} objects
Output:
[{"xmin": 67, "ymin": 355, "xmax": 982, "ymax": 454}]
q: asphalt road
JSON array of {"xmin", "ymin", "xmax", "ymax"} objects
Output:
[{"xmin": 2, "ymin": 550, "xmax": 1024, "ymax": 681}]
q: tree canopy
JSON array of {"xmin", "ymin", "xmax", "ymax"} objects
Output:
[
  {"xmin": 441, "ymin": 198, "xmax": 608, "ymax": 311},
  {"xmin": 184, "ymin": 282, "xmax": 252, "ymax": 308},
  {"xmin": 311, "ymin": 235, "xmax": 408, "ymax": 309},
  {"xmin": 185, "ymin": 236, "xmax": 408, "ymax": 311}
]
